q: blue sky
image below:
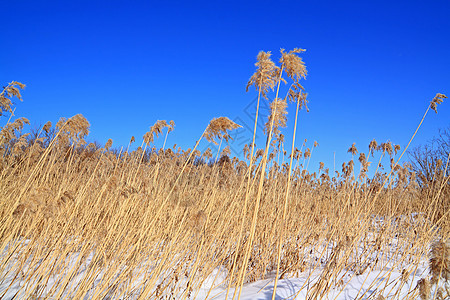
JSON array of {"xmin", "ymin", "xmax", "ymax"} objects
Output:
[{"xmin": 1, "ymin": 0, "xmax": 449, "ymax": 172}]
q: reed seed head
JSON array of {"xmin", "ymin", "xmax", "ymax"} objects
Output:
[
  {"xmin": 42, "ymin": 121, "xmax": 52, "ymax": 133},
  {"xmin": 105, "ymin": 139, "xmax": 113, "ymax": 150},
  {"xmin": 144, "ymin": 120, "xmax": 172, "ymax": 145},
  {"xmin": 246, "ymin": 51, "xmax": 279, "ymax": 99},
  {"xmin": 417, "ymin": 278, "xmax": 431, "ymax": 300},
  {"xmin": 369, "ymin": 139, "xmax": 378, "ymax": 156},
  {"xmin": 221, "ymin": 145, "xmax": 231, "ymax": 157},
  {"xmin": 56, "ymin": 114, "xmax": 90, "ymax": 142},
  {"xmin": 169, "ymin": 120, "xmax": 175, "ymax": 133},
  {"xmin": 264, "ymin": 98, "xmax": 287, "ymax": 139},
  {"xmin": 430, "ymin": 93, "xmax": 447, "ymax": 114},
  {"xmin": 202, "ymin": 148, "xmax": 212, "ymax": 159},
  {"xmin": 0, "ymin": 81, "xmax": 25, "ymax": 115},
  {"xmin": 280, "ymin": 48, "xmax": 307, "ymax": 83},
  {"xmin": 358, "ymin": 152, "xmax": 366, "ymax": 164},
  {"xmin": 203, "ymin": 117, "xmax": 241, "ymax": 145},
  {"xmin": 429, "ymin": 239, "xmax": 450, "ymax": 284},
  {"xmin": 304, "ymin": 148, "xmax": 311, "ymax": 159},
  {"xmin": 348, "ymin": 143, "xmax": 358, "ymax": 155},
  {"xmin": 379, "ymin": 141, "xmax": 393, "ymax": 156}
]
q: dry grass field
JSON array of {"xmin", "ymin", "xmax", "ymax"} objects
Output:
[{"xmin": 0, "ymin": 49, "xmax": 449, "ymax": 299}]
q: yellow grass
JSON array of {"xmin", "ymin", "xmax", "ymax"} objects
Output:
[{"xmin": 0, "ymin": 53, "xmax": 448, "ymax": 299}]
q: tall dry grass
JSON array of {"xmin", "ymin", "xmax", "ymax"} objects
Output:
[{"xmin": 0, "ymin": 51, "xmax": 449, "ymax": 300}]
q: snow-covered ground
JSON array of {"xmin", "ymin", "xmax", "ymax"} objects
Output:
[
  {"xmin": 1, "ymin": 244, "xmax": 447, "ymax": 299},
  {"xmin": 202, "ymin": 267, "xmax": 430, "ymax": 299},
  {"xmin": 1, "ymin": 214, "xmax": 448, "ymax": 299}
]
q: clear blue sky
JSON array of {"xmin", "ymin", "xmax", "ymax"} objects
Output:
[{"xmin": 2, "ymin": 0, "xmax": 449, "ymax": 172}]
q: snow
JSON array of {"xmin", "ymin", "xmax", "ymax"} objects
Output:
[
  {"xmin": 201, "ymin": 262, "xmax": 430, "ymax": 299},
  {"xmin": 1, "ymin": 215, "xmax": 448, "ymax": 299},
  {"xmin": 1, "ymin": 247, "xmax": 445, "ymax": 299}
]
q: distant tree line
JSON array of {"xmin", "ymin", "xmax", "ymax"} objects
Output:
[{"xmin": 408, "ymin": 125, "xmax": 450, "ymax": 186}]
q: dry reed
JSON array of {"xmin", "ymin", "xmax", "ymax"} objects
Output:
[{"xmin": 0, "ymin": 54, "xmax": 448, "ymax": 300}]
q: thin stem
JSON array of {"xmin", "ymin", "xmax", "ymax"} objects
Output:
[
  {"xmin": 237, "ymin": 64, "xmax": 284, "ymax": 299},
  {"xmin": 272, "ymin": 90, "xmax": 302, "ymax": 299},
  {"xmin": 227, "ymin": 78, "xmax": 262, "ymax": 300}
]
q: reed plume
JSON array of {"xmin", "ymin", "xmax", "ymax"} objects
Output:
[
  {"xmin": 55, "ymin": 114, "xmax": 90, "ymax": 142},
  {"xmin": 417, "ymin": 278, "xmax": 431, "ymax": 300},
  {"xmin": 203, "ymin": 117, "xmax": 241, "ymax": 145},
  {"xmin": 429, "ymin": 239, "xmax": 449, "ymax": 284},
  {"xmin": 280, "ymin": 48, "xmax": 307, "ymax": 83},
  {"xmin": 430, "ymin": 93, "xmax": 447, "ymax": 114},
  {"xmin": 0, "ymin": 81, "xmax": 25, "ymax": 116},
  {"xmin": 348, "ymin": 143, "xmax": 358, "ymax": 155},
  {"xmin": 246, "ymin": 51, "xmax": 279, "ymax": 99},
  {"xmin": 264, "ymin": 98, "xmax": 288, "ymax": 143},
  {"xmin": 369, "ymin": 139, "xmax": 378, "ymax": 156},
  {"xmin": 144, "ymin": 120, "xmax": 171, "ymax": 145},
  {"xmin": 42, "ymin": 121, "xmax": 52, "ymax": 133},
  {"xmin": 105, "ymin": 138, "xmax": 113, "ymax": 150}
]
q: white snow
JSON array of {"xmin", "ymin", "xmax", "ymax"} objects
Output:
[{"xmin": 1, "ymin": 215, "xmax": 448, "ymax": 299}]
